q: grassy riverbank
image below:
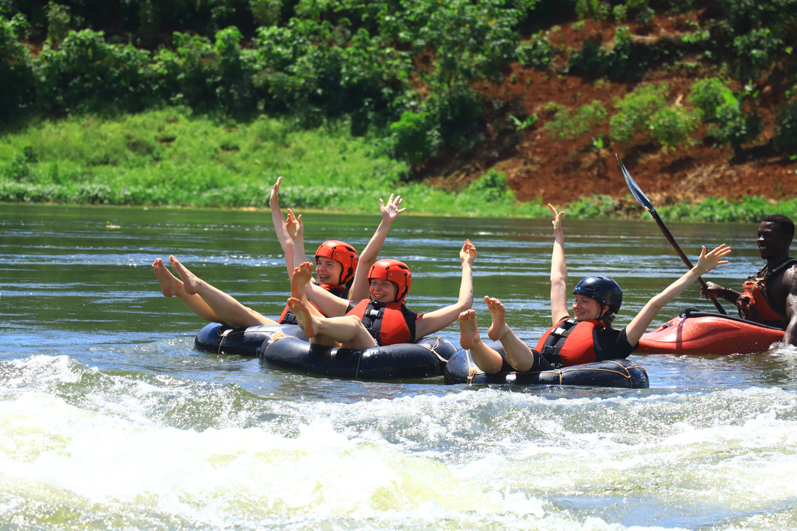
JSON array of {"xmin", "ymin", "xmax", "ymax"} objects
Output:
[{"xmin": 2, "ymin": 108, "xmax": 795, "ymax": 221}]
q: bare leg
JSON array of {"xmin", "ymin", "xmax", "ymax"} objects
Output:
[
  {"xmin": 458, "ymin": 310, "xmax": 504, "ymax": 374},
  {"xmin": 485, "ymin": 296, "xmax": 536, "ymax": 372},
  {"xmin": 289, "ymin": 298, "xmax": 377, "ymax": 350},
  {"xmin": 153, "ymin": 258, "xmax": 182, "ymax": 298},
  {"xmin": 290, "ymin": 262, "xmax": 326, "ymax": 318},
  {"xmin": 153, "ymin": 258, "xmax": 219, "ymax": 322},
  {"xmin": 170, "ymin": 256, "xmax": 277, "ymax": 328},
  {"xmin": 287, "ymin": 297, "xmax": 319, "ymax": 338},
  {"xmin": 290, "ymin": 262, "xmax": 314, "ymax": 300},
  {"xmin": 486, "ymin": 295, "xmax": 506, "ymax": 341}
]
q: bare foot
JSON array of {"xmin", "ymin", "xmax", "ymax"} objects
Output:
[
  {"xmin": 170, "ymin": 256, "xmax": 200, "ymax": 296},
  {"xmin": 458, "ymin": 310, "xmax": 481, "ymax": 350},
  {"xmin": 152, "ymin": 258, "xmax": 183, "ymax": 297},
  {"xmin": 291, "ymin": 262, "xmax": 315, "ymax": 299},
  {"xmin": 485, "ymin": 296, "xmax": 508, "ymax": 341},
  {"xmin": 288, "ymin": 297, "xmax": 318, "ymax": 338}
]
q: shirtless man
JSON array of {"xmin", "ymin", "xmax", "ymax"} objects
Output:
[{"xmin": 701, "ymin": 214, "xmax": 797, "ymax": 345}]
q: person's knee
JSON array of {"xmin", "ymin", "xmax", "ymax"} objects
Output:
[{"xmin": 346, "ymin": 315, "xmax": 367, "ymax": 329}]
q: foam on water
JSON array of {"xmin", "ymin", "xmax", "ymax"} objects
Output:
[{"xmin": 1, "ymin": 355, "xmax": 796, "ymax": 529}]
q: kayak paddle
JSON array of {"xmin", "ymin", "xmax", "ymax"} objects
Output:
[{"xmin": 616, "ymin": 155, "xmax": 727, "ymax": 315}]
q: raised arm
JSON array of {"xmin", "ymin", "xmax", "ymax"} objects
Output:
[
  {"xmin": 625, "ymin": 244, "xmax": 732, "ymax": 346},
  {"xmin": 548, "ymin": 204, "xmax": 569, "ymax": 325},
  {"xmin": 415, "ymin": 241, "xmax": 477, "ymax": 338},
  {"xmin": 782, "ymin": 267, "xmax": 797, "ymax": 346},
  {"xmin": 285, "ymin": 209, "xmax": 308, "ymax": 269},
  {"xmin": 348, "ymin": 194, "xmax": 406, "ymax": 300},
  {"xmin": 269, "ymin": 176, "xmax": 295, "ymax": 277},
  {"xmin": 285, "ymin": 212, "xmax": 333, "ymax": 305}
]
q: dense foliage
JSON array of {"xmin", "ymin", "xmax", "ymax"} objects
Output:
[{"xmin": 2, "ymin": 0, "xmax": 797, "ymax": 215}]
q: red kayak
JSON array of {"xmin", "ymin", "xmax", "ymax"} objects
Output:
[{"xmin": 638, "ymin": 309, "xmax": 784, "ymax": 355}]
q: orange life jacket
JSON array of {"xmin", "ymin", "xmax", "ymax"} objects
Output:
[
  {"xmin": 735, "ymin": 259, "xmax": 796, "ymax": 328},
  {"xmin": 279, "ymin": 283, "xmax": 348, "ymax": 325},
  {"xmin": 534, "ymin": 318, "xmax": 605, "ymax": 367},
  {"xmin": 346, "ymin": 300, "xmax": 417, "ymax": 346}
]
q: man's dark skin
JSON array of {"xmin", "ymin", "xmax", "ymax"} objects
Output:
[{"xmin": 701, "ymin": 219, "xmax": 797, "ymax": 345}]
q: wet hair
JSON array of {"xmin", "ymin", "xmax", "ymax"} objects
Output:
[
  {"xmin": 762, "ymin": 214, "xmax": 795, "ymax": 245},
  {"xmin": 600, "ymin": 312, "xmax": 615, "ymax": 327}
]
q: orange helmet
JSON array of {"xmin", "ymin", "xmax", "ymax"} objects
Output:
[
  {"xmin": 315, "ymin": 240, "xmax": 358, "ymax": 288},
  {"xmin": 368, "ymin": 259, "xmax": 412, "ymax": 303}
]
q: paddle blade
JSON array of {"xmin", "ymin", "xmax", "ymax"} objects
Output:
[{"xmin": 616, "ymin": 154, "xmax": 655, "ymax": 213}]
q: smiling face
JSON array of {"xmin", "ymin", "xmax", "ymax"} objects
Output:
[
  {"xmin": 757, "ymin": 221, "xmax": 791, "ymax": 261},
  {"xmin": 572, "ymin": 294, "xmax": 605, "ymax": 321},
  {"xmin": 315, "ymin": 257, "xmax": 344, "ymax": 286},
  {"xmin": 369, "ymin": 278, "xmax": 398, "ymax": 304}
]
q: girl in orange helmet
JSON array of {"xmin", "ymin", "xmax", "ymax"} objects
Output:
[
  {"xmin": 284, "ymin": 214, "xmax": 478, "ymax": 350},
  {"xmin": 152, "ymin": 177, "xmax": 400, "ymax": 328}
]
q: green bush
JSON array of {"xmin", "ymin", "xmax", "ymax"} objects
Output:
[
  {"xmin": 516, "ymin": 31, "xmax": 559, "ymax": 70},
  {"xmin": 46, "ymin": 1, "xmax": 71, "ymax": 43},
  {"xmin": 249, "ymin": 0, "xmax": 281, "ymax": 27},
  {"xmin": 687, "ymin": 78, "xmax": 735, "ymax": 121},
  {"xmin": 212, "ymin": 26, "xmax": 259, "ymax": 116},
  {"xmin": 713, "ymin": 104, "xmax": 762, "ymax": 155},
  {"xmin": 687, "ymin": 77, "xmax": 762, "ymax": 155},
  {"xmin": 567, "ymin": 195, "xmax": 617, "ymax": 218},
  {"xmin": 705, "ymin": 0, "xmax": 796, "ymax": 78},
  {"xmin": 774, "ymin": 101, "xmax": 797, "ymax": 154},
  {"xmin": 648, "ymin": 105, "xmax": 701, "ymax": 152},
  {"xmin": 37, "ymin": 29, "xmax": 155, "ymax": 114},
  {"xmin": 546, "ymin": 100, "xmax": 607, "ymax": 140},
  {"xmin": 567, "ymin": 26, "xmax": 662, "ymax": 81},
  {"xmin": 732, "ymin": 28, "xmax": 783, "ymax": 73},
  {"xmin": 465, "ymin": 169, "xmax": 513, "ymax": 203},
  {"xmin": 389, "ymin": 111, "xmax": 439, "ymax": 166},
  {"xmin": 610, "ymin": 83, "xmax": 670, "ymax": 143},
  {"xmin": 611, "ymin": 82, "xmax": 699, "ymax": 151},
  {"xmin": 575, "ymin": 0, "xmax": 610, "ymax": 20},
  {"xmin": 0, "ymin": 15, "xmax": 36, "ymax": 122}
]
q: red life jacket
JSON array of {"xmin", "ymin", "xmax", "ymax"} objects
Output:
[
  {"xmin": 735, "ymin": 264, "xmax": 794, "ymax": 330},
  {"xmin": 279, "ymin": 283, "xmax": 348, "ymax": 325},
  {"xmin": 534, "ymin": 318, "xmax": 605, "ymax": 367},
  {"xmin": 346, "ymin": 300, "xmax": 417, "ymax": 346}
]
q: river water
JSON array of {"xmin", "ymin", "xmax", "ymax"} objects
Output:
[{"xmin": 2, "ymin": 203, "xmax": 797, "ymax": 530}]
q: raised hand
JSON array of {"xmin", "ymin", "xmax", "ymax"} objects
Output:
[
  {"xmin": 268, "ymin": 176, "xmax": 283, "ymax": 209},
  {"xmin": 547, "ymin": 203, "xmax": 565, "ymax": 232},
  {"xmin": 285, "ymin": 208, "xmax": 304, "ymax": 241},
  {"xmin": 697, "ymin": 244, "xmax": 732, "ymax": 274},
  {"xmin": 460, "ymin": 239, "xmax": 477, "ymax": 265},
  {"xmin": 379, "ymin": 194, "xmax": 406, "ymax": 223}
]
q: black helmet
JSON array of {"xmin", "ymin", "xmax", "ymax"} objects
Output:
[{"xmin": 572, "ymin": 277, "xmax": 623, "ymax": 315}]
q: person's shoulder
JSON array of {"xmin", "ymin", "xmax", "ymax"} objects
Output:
[{"xmin": 784, "ymin": 262, "xmax": 797, "ymax": 290}]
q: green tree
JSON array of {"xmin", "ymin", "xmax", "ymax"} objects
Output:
[
  {"xmin": 0, "ymin": 14, "xmax": 36, "ymax": 122},
  {"xmin": 612, "ymin": 83, "xmax": 699, "ymax": 152},
  {"xmin": 687, "ymin": 77, "xmax": 762, "ymax": 156}
]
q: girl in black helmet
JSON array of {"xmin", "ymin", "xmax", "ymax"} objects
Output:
[{"xmin": 460, "ymin": 204, "xmax": 731, "ymax": 372}]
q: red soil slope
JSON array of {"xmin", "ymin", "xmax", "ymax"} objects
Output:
[{"xmin": 425, "ymin": 14, "xmax": 797, "ymax": 206}]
